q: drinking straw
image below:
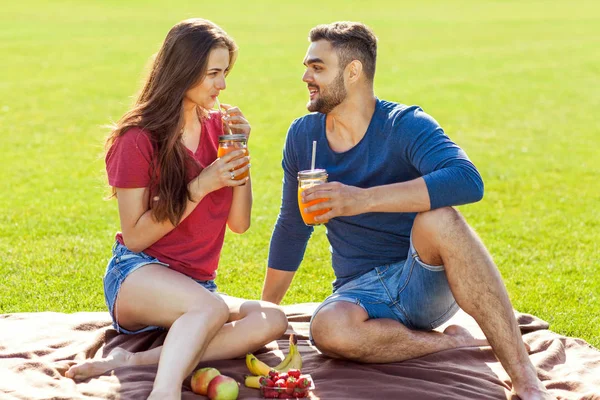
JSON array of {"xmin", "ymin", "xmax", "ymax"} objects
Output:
[
  {"xmin": 311, "ymin": 140, "xmax": 317, "ymax": 171},
  {"xmin": 215, "ymin": 97, "xmax": 231, "ymax": 134}
]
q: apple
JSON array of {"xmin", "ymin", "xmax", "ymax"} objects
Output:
[
  {"xmin": 207, "ymin": 375, "xmax": 239, "ymax": 400},
  {"xmin": 190, "ymin": 367, "xmax": 221, "ymax": 395}
]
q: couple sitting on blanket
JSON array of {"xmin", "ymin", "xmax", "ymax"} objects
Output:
[{"xmin": 65, "ymin": 18, "xmax": 553, "ymax": 400}]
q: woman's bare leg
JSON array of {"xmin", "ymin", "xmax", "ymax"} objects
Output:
[{"xmin": 66, "ymin": 279, "xmax": 288, "ymax": 394}]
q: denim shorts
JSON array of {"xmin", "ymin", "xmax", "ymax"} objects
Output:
[
  {"xmin": 104, "ymin": 241, "xmax": 218, "ymax": 334},
  {"xmin": 310, "ymin": 237, "xmax": 459, "ymax": 336}
]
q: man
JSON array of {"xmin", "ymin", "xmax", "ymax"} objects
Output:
[{"xmin": 262, "ymin": 21, "xmax": 553, "ymax": 400}]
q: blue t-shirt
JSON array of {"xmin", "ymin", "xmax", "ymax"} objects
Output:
[{"xmin": 268, "ymin": 99, "xmax": 483, "ymax": 289}]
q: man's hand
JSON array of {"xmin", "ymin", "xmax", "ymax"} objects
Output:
[{"xmin": 301, "ymin": 182, "xmax": 371, "ymax": 223}]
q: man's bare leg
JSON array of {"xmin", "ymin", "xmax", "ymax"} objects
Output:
[
  {"xmin": 312, "ymin": 207, "xmax": 552, "ymax": 400},
  {"xmin": 65, "ymin": 297, "xmax": 287, "ymax": 380}
]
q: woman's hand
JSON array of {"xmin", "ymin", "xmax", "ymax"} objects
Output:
[
  {"xmin": 188, "ymin": 150, "xmax": 250, "ymax": 201},
  {"xmin": 220, "ymin": 104, "xmax": 251, "ymax": 139}
]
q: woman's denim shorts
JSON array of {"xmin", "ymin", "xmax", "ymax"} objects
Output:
[
  {"xmin": 104, "ymin": 241, "xmax": 217, "ymax": 335},
  {"xmin": 310, "ymin": 236, "xmax": 459, "ymax": 337}
]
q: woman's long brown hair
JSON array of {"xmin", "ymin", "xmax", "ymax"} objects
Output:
[{"xmin": 106, "ymin": 18, "xmax": 237, "ymax": 226}]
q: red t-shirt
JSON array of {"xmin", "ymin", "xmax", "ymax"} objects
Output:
[{"xmin": 105, "ymin": 111, "xmax": 232, "ymax": 281}]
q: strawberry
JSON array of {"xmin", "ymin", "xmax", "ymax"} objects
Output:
[
  {"xmin": 259, "ymin": 376, "xmax": 269, "ymax": 386},
  {"xmin": 285, "ymin": 377, "xmax": 297, "ymax": 394},
  {"xmin": 296, "ymin": 375, "xmax": 311, "ymax": 389},
  {"xmin": 269, "ymin": 370, "xmax": 280, "ymax": 380},
  {"xmin": 263, "ymin": 389, "xmax": 279, "ymax": 399},
  {"xmin": 278, "ymin": 373, "xmax": 289, "ymax": 382},
  {"xmin": 287, "ymin": 369, "xmax": 301, "ymax": 379},
  {"xmin": 293, "ymin": 389, "xmax": 308, "ymax": 398},
  {"xmin": 265, "ymin": 378, "xmax": 275, "ymax": 387},
  {"xmin": 275, "ymin": 379, "xmax": 286, "ymax": 388}
]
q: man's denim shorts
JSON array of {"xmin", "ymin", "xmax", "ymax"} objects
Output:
[
  {"xmin": 104, "ymin": 241, "xmax": 217, "ymax": 335},
  {"xmin": 310, "ymin": 237, "xmax": 459, "ymax": 337}
]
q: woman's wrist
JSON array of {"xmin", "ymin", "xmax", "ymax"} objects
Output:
[{"xmin": 190, "ymin": 176, "xmax": 209, "ymax": 202}]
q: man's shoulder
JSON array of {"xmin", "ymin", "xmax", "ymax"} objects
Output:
[
  {"xmin": 378, "ymin": 100, "xmax": 420, "ymax": 120},
  {"xmin": 378, "ymin": 100, "xmax": 440, "ymax": 130},
  {"xmin": 288, "ymin": 112, "xmax": 324, "ymax": 133}
]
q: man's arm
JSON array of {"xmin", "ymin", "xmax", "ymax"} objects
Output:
[
  {"xmin": 302, "ymin": 107, "xmax": 483, "ymax": 221},
  {"xmin": 301, "ymin": 176, "xmax": 431, "ymax": 221},
  {"xmin": 261, "ymin": 268, "xmax": 296, "ymax": 305}
]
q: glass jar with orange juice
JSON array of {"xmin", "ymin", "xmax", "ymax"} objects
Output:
[
  {"xmin": 218, "ymin": 134, "xmax": 249, "ymax": 181},
  {"xmin": 297, "ymin": 169, "xmax": 331, "ymax": 226}
]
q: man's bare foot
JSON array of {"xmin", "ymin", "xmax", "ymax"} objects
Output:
[
  {"xmin": 443, "ymin": 324, "xmax": 489, "ymax": 347},
  {"xmin": 65, "ymin": 348, "xmax": 132, "ymax": 380}
]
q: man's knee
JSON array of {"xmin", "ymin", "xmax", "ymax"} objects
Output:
[
  {"xmin": 414, "ymin": 207, "xmax": 464, "ymax": 237},
  {"xmin": 311, "ymin": 302, "xmax": 367, "ymax": 360}
]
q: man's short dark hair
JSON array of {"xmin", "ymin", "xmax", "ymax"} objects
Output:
[{"xmin": 309, "ymin": 21, "xmax": 377, "ymax": 81}]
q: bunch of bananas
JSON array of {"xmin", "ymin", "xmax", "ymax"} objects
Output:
[{"xmin": 244, "ymin": 334, "xmax": 302, "ymax": 389}]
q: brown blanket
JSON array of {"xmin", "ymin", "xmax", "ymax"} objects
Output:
[{"xmin": 1, "ymin": 303, "xmax": 599, "ymax": 399}]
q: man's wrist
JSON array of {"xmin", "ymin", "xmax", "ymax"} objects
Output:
[{"xmin": 363, "ymin": 187, "xmax": 377, "ymax": 213}]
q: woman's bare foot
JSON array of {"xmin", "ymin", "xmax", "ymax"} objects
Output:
[
  {"xmin": 443, "ymin": 324, "xmax": 489, "ymax": 347},
  {"xmin": 513, "ymin": 382, "xmax": 555, "ymax": 400},
  {"xmin": 65, "ymin": 348, "xmax": 133, "ymax": 380},
  {"xmin": 148, "ymin": 387, "xmax": 181, "ymax": 400}
]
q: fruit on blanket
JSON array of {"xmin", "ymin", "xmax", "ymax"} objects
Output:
[
  {"xmin": 191, "ymin": 367, "xmax": 221, "ymax": 395},
  {"xmin": 245, "ymin": 334, "xmax": 302, "ymax": 376},
  {"xmin": 207, "ymin": 375, "xmax": 239, "ymax": 400},
  {"xmin": 296, "ymin": 375, "xmax": 311, "ymax": 389},
  {"xmin": 244, "ymin": 375, "xmax": 262, "ymax": 389},
  {"xmin": 246, "ymin": 353, "xmax": 274, "ymax": 376},
  {"xmin": 287, "ymin": 369, "xmax": 301, "ymax": 379}
]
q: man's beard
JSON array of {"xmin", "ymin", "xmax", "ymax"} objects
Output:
[{"xmin": 307, "ymin": 70, "xmax": 347, "ymax": 114}]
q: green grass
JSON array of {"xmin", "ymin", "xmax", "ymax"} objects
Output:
[{"xmin": 1, "ymin": 0, "xmax": 598, "ymax": 347}]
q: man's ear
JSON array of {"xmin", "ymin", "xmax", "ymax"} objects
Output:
[{"xmin": 346, "ymin": 60, "xmax": 363, "ymax": 83}]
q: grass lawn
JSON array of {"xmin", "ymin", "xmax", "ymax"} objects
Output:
[{"xmin": 1, "ymin": 0, "xmax": 598, "ymax": 348}]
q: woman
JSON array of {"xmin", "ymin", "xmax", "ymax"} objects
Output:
[{"xmin": 65, "ymin": 18, "xmax": 288, "ymax": 399}]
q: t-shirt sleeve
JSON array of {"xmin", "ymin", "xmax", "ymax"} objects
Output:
[
  {"xmin": 399, "ymin": 108, "xmax": 484, "ymax": 209},
  {"xmin": 105, "ymin": 128, "xmax": 154, "ymax": 188},
  {"xmin": 268, "ymin": 119, "xmax": 314, "ymax": 272}
]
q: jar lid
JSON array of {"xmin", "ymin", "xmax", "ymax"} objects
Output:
[
  {"xmin": 297, "ymin": 169, "xmax": 328, "ymax": 179},
  {"xmin": 219, "ymin": 134, "xmax": 247, "ymax": 142}
]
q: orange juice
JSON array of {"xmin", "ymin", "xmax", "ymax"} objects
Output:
[
  {"xmin": 297, "ymin": 169, "xmax": 330, "ymax": 226},
  {"xmin": 218, "ymin": 134, "xmax": 249, "ymax": 180},
  {"xmin": 298, "ymin": 187, "xmax": 330, "ymax": 225}
]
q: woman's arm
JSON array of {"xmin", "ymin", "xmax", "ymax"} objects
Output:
[
  {"xmin": 116, "ymin": 186, "xmax": 205, "ymax": 253},
  {"xmin": 227, "ymin": 177, "xmax": 252, "ymax": 233},
  {"xmin": 220, "ymin": 103, "xmax": 253, "ymax": 234},
  {"xmin": 118, "ymin": 150, "xmax": 249, "ymax": 252}
]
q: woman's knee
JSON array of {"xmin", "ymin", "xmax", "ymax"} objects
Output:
[
  {"xmin": 187, "ymin": 293, "xmax": 230, "ymax": 326},
  {"xmin": 264, "ymin": 305, "xmax": 288, "ymax": 339}
]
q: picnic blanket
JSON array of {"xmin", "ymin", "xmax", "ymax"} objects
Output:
[{"xmin": 1, "ymin": 303, "xmax": 599, "ymax": 399}]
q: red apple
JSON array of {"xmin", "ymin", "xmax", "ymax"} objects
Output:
[
  {"xmin": 191, "ymin": 367, "xmax": 221, "ymax": 395},
  {"xmin": 207, "ymin": 375, "xmax": 239, "ymax": 400}
]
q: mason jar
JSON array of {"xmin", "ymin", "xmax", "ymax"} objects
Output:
[
  {"xmin": 218, "ymin": 134, "xmax": 249, "ymax": 181},
  {"xmin": 297, "ymin": 169, "xmax": 331, "ymax": 226}
]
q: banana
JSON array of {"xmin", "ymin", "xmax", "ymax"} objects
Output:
[
  {"xmin": 245, "ymin": 353, "xmax": 272, "ymax": 376},
  {"xmin": 245, "ymin": 353, "xmax": 254, "ymax": 373},
  {"xmin": 245, "ymin": 334, "xmax": 303, "ymax": 377},
  {"xmin": 277, "ymin": 334, "xmax": 302, "ymax": 372},
  {"xmin": 283, "ymin": 347, "xmax": 303, "ymax": 371},
  {"xmin": 273, "ymin": 342, "xmax": 295, "ymax": 370},
  {"xmin": 244, "ymin": 375, "xmax": 263, "ymax": 389}
]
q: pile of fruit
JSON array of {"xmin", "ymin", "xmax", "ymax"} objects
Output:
[
  {"xmin": 244, "ymin": 334, "xmax": 314, "ymax": 398},
  {"xmin": 190, "ymin": 367, "xmax": 239, "ymax": 400},
  {"xmin": 258, "ymin": 369, "xmax": 313, "ymax": 398}
]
